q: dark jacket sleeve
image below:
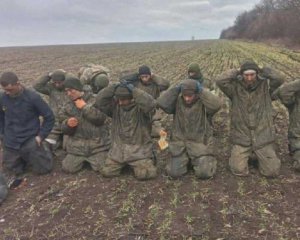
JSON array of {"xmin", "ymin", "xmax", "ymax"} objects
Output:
[
  {"xmin": 121, "ymin": 73, "xmax": 139, "ymax": 84},
  {"xmin": 132, "ymin": 88, "xmax": 156, "ymax": 114},
  {"xmin": 82, "ymin": 101, "xmax": 107, "ymax": 126},
  {"xmin": 216, "ymin": 69, "xmax": 239, "ymax": 99},
  {"xmin": 277, "ymin": 79, "xmax": 300, "ymax": 106},
  {"xmin": 152, "ymin": 74, "xmax": 170, "ymax": 92},
  {"xmin": 32, "ymin": 93, "xmax": 55, "ymax": 140},
  {"xmin": 33, "ymin": 75, "xmax": 52, "ymax": 95},
  {"xmin": 199, "ymin": 89, "xmax": 222, "ymax": 115},
  {"xmin": 95, "ymin": 84, "xmax": 116, "ymax": 117},
  {"xmin": 157, "ymin": 85, "xmax": 179, "ymax": 114}
]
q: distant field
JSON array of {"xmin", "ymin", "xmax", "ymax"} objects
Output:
[
  {"xmin": 1, "ymin": 40, "xmax": 300, "ymax": 85},
  {"xmin": 0, "ymin": 40, "xmax": 299, "ymax": 240}
]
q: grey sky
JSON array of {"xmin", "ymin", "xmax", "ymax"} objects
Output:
[{"xmin": 0, "ymin": 0, "xmax": 261, "ymax": 47}]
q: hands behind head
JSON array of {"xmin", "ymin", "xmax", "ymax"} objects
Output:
[{"xmin": 119, "ymin": 79, "xmax": 134, "ymax": 92}]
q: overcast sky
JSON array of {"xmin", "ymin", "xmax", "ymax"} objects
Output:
[{"xmin": 0, "ymin": 0, "xmax": 261, "ymax": 47}]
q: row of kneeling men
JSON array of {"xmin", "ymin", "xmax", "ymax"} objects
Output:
[{"xmin": 0, "ymin": 60, "xmax": 299, "ymax": 204}]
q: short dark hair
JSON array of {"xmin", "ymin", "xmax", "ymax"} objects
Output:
[{"xmin": 0, "ymin": 72, "xmax": 19, "ymax": 86}]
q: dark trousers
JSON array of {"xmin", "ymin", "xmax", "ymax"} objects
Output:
[{"xmin": 3, "ymin": 137, "xmax": 53, "ymax": 176}]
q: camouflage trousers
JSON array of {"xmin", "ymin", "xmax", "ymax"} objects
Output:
[
  {"xmin": 229, "ymin": 144, "xmax": 281, "ymax": 177},
  {"xmin": 101, "ymin": 158, "xmax": 157, "ymax": 180},
  {"xmin": 288, "ymin": 138, "xmax": 300, "ymax": 171},
  {"xmin": 151, "ymin": 109, "xmax": 166, "ymax": 138},
  {"xmin": 0, "ymin": 172, "xmax": 8, "ymax": 204},
  {"xmin": 167, "ymin": 142, "xmax": 217, "ymax": 179},
  {"xmin": 62, "ymin": 151, "xmax": 108, "ymax": 173},
  {"xmin": 3, "ymin": 137, "xmax": 53, "ymax": 176}
]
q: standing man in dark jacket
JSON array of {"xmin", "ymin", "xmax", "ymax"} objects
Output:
[
  {"xmin": 216, "ymin": 60, "xmax": 284, "ymax": 177},
  {"xmin": 0, "ymin": 72, "xmax": 54, "ymax": 178},
  {"xmin": 157, "ymin": 79, "xmax": 221, "ymax": 179}
]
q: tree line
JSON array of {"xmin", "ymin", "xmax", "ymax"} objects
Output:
[{"xmin": 220, "ymin": 0, "xmax": 300, "ymax": 45}]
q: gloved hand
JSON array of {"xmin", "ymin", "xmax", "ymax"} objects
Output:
[
  {"xmin": 120, "ymin": 79, "xmax": 134, "ymax": 92},
  {"xmin": 196, "ymin": 81, "xmax": 203, "ymax": 93},
  {"xmin": 119, "ymin": 79, "xmax": 128, "ymax": 86},
  {"xmin": 126, "ymin": 83, "xmax": 134, "ymax": 92},
  {"xmin": 67, "ymin": 117, "xmax": 79, "ymax": 128},
  {"xmin": 74, "ymin": 98, "xmax": 87, "ymax": 109}
]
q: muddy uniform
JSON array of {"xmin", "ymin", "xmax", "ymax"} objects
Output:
[
  {"xmin": 95, "ymin": 84, "xmax": 157, "ymax": 180},
  {"xmin": 123, "ymin": 71, "xmax": 170, "ymax": 137},
  {"xmin": 33, "ymin": 71, "xmax": 70, "ymax": 150},
  {"xmin": 158, "ymin": 80, "xmax": 221, "ymax": 178},
  {"xmin": 0, "ymin": 172, "xmax": 8, "ymax": 204},
  {"xmin": 58, "ymin": 92, "xmax": 110, "ymax": 173},
  {"xmin": 78, "ymin": 64, "xmax": 110, "ymax": 94},
  {"xmin": 216, "ymin": 64, "xmax": 284, "ymax": 177},
  {"xmin": 276, "ymin": 79, "xmax": 300, "ymax": 171}
]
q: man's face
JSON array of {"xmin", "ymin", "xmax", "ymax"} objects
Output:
[
  {"xmin": 243, "ymin": 71, "xmax": 257, "ymax": 85},
  {"xmin": 183, "ymin": 93, "xmax": 197, "ymax": 105},
  {"xmin": 1, "ymin": 83, "xmax": 21, "ymax": 96},
  {"xmin": 140, "ymin": 74, "xmax": 151, "ymax": 84},
  {"xmin": 118, "ymin": 98, "xmax": 132, "ymax": 107},
  {"xmin": 53, "ymin": 81, "xmax": 64, "ymax": 90},
  {"xmin": 188, "ymin": 72, "xmax": 196, "ymax": 78},
  {"xmin": 65, "ymin": 88, "xmax": 82, "ymax": 101}
]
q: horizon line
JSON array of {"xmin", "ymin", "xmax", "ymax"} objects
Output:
[{"xmin": 0, "ymin": 38, "xmax": 220, "ymax": 48}]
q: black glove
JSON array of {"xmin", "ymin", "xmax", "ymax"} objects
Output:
[
  {"xmin": 120, "ymin": 80, "xmax": 134, "ymax": 92},
  {"xmin": 196, "ymin": 81, "xmax": 203, "ymax": 93}
]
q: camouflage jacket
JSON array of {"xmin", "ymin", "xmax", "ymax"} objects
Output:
[
  {"xmin": 58, "ymin": 93, "xmax": 110, "ymax": 156},
  {"xmin": 158, "ymin": 86, "xmax": 221, "ymax": 156},
  {"xmin": 277, "ymin": 79, "xmax": 300, "ymax": 139},
  {"xmin": 216, "ymin": 68, "xmax": 284, "ymax": 149},
  {"xmin": 95, "ymin": 85, "xmax": 156, "ymax": 162},
  {"xmin": 78, "ymin": 64, "xmax": 110, "ymax": 85},
  {"xmin": 33, "ymin": 75, "xmax": 70, "ymax": 118}
]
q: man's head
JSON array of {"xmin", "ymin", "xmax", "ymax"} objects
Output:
[
  {"xmin": 0, "ymin": 71, "xmax": 22, "ymax": 97},
  {"xmin": 51, "ymin": 70, "xmax": 66, "ymax": 90},
  {"xmin": 138, "ymin": 65, "xmax": 152, "ymax": 85},
  {"xmin": 92, "ymin": 73, "xmax": 109, "ymax": 94},
  {"xmin": 181, "ymin": 79, "xmax": 199, "ymax": 106},
  {"xmin": 188, "ymin": 63, "xmax": 203, "ymax": 80},
  {"xmin": 115, "ymin": 85, "xmax": 133, "ymax": 107},
  {"xmin": 64, "ymin": 76, "xmax": 84, "ymax": 101},
  {"xmin": 240, "ymin": 60, "xmax": 260, "ymax": 85}
]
